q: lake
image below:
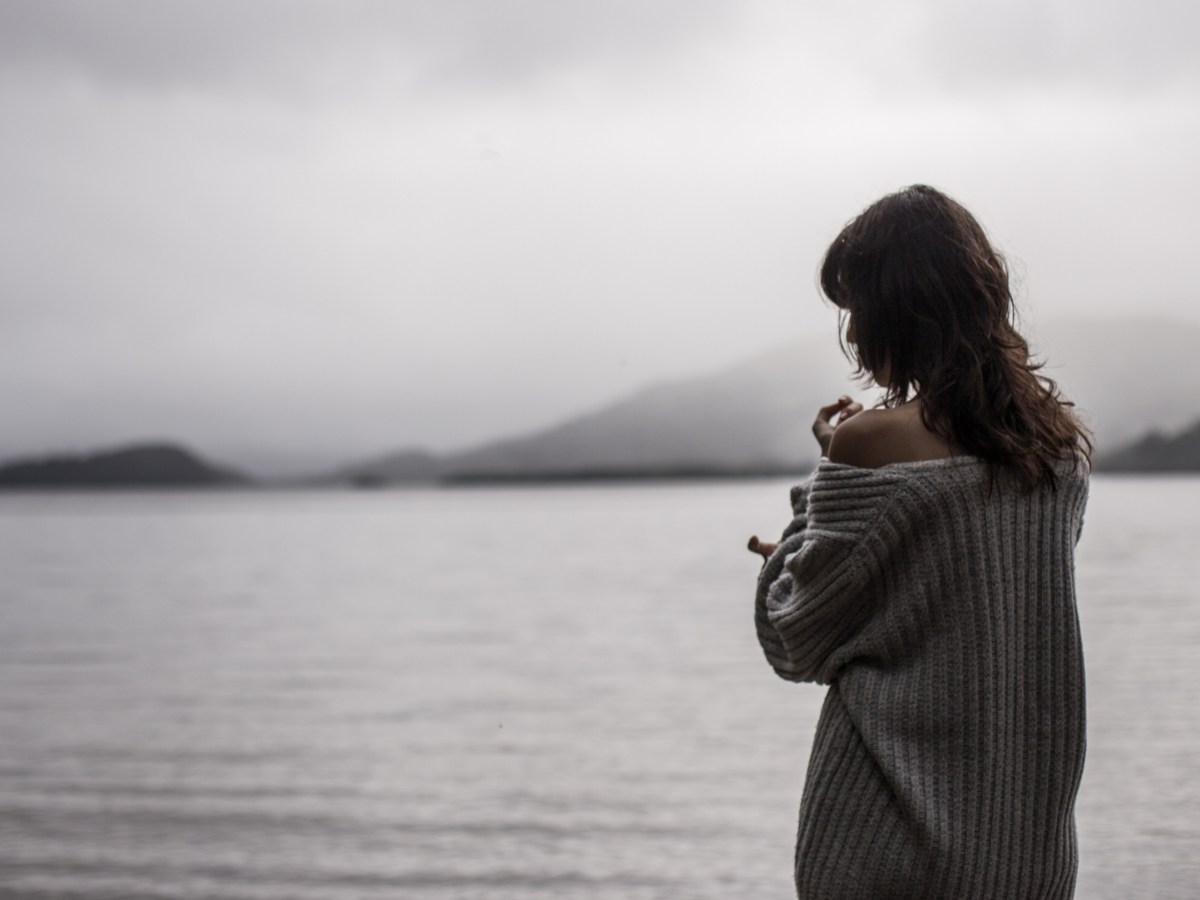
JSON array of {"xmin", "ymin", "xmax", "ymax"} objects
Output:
[{"xmin": 0, "ymin": 476, "xmax": 1196, "ymax": 899}]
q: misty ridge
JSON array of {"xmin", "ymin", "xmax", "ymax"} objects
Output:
[{"xmin": 2, "ymin": 314, "xmax": 1199, "ymax": 489}]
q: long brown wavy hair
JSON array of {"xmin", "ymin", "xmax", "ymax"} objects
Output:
[{"xmin": 819, "ymin": 184, "xmax": 1093, "ymax": 492}]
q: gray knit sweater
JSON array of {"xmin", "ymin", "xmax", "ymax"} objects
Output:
[{"xmin": 755, "ymin": 453, "xmax": 1089, "ymax": 900}]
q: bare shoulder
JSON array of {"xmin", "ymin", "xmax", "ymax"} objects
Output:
[
  {"xmin": 827, "ymin": 409, "xmax": 901, "ymax": 468},
  {"xmin": 828, "ymin": 403, "xmax": 963, "ymax": 468}
]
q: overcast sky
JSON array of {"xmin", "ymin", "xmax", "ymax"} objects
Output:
[{"xmin": 2, "ymin": 0, "xmax": 1198, "ymax": 473}]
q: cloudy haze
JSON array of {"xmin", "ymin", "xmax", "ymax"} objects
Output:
[{"xmin": 2, "ymin": 0, "xmax": 1198, "ymax": 473}]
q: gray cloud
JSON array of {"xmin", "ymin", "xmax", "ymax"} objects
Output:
[
  {"xmin": 0, "ymin": 0, "xmax": 741, "ymax": 96},
  {"xmin": 5, "ymin": 0, "xmax": 1197, "ymax": 104}
]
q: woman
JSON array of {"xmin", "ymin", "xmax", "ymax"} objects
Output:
[{"xmin": 747, "ymin": 185, "xmax": 1093, "ymax": 899}]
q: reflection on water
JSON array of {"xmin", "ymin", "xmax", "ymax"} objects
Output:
[{"xmin": 0, "ymin": 479, "xmax": 1196, "ymax": 899}]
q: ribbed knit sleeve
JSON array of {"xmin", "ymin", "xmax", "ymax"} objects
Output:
[{"xmin": 755, "ymin": 461, "xmax": 907, "ymax": 684}]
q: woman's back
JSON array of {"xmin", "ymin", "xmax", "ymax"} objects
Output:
[{"xmin": 755, "ymin": 453, "xmax": 1089, "ymax": 898}]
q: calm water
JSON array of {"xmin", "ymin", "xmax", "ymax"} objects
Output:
[{"xmin": 0, "ymin": 477, "xmax": 1196, "ymax": 899}]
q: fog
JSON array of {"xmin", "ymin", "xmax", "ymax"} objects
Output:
[{"xmin": 2, "ymin": 0, "xmax": 1197, "ymax": 473}]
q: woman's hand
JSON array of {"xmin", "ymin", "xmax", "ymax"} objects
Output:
[
  {"xmin": 812, "ymin": 395, "xmax": 864, "ymax": 457},
  {"xmin": 747, "ymin": 395, "xmax": 863, "ymax": 561}
]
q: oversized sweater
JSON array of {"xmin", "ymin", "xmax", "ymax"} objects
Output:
[{"xmin": 755, "ymin": 453, "xmax": 1090, "ymax": 900}]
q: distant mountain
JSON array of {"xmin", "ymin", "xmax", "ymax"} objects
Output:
[
  {"xmin": 339, "ymin": 334, "xmax": 860, "ymax": 484},
  {"xmin": 0, "ymin": 443, "xmax": 249, "ymax": 488},
  {"xmin": 1024, "ymin": 315, "xmax": 1200, "ymax": 452},
  {"xmin": 1095, "ymin": 418, "xmax": 1200, "ymax": 472},
  {"xmin": 338, "ymin": 315, "xmax": 1200, "ymax": 484}
]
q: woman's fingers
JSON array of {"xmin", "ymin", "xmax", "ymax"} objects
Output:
[
  {"xmin": 747, "ymin": 535, "xmax": 779, "ymax": 559},
  {"xmin": 813, "ymin": 396, "xmax": 857, "ymax": 454},
  {"xmin": 815, "ymin": 395, "xmax": 852, "ymax": 425},
  {"xmin": 836, "ymin": 401, "xmax": 864, "ymax": 424}
]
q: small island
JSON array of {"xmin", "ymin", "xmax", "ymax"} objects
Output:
[
  {"xmin": 1094, "ymin": 418, "xmax": 1200, "ymax": 473},
  {"xmin": 0, "ymin": 443, "xmax": 249, "ymax": 489}
]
